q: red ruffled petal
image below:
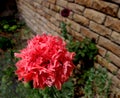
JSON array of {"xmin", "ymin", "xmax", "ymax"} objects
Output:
[{"xmin": 15, "ymin": 33, "xmax": 75, "ymax": 90}]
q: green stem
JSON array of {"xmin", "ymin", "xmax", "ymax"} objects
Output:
[{"xmin": 51, "ymin": 86, "xmax": 59, "ymax": 98}]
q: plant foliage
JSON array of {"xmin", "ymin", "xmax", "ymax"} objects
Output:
[
  {"xmin": 60, "ymin": 22, "xmax": 98, "ymax": 67},
  {"xmin": 60, "ymin": 22, "xmax": 111, "ymax": 98},
  {"xmin": 84, "ymin": 67, "xmax": 111, "ymax": 98},
  {"xmin": 0, "ymin": 20, "xmax": 74, "ymax": 98},
  {"xmin": 0, "ymin": 17, "xmax": 25, "ymax": 32},
  {"xmin": 0, "ymin": 36, "xmax": 13, "ymax": 50}
]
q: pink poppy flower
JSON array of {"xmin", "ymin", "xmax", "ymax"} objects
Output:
[{"xmin": 15, "ymin": 34, "xmax": 75, "ymax": 90}]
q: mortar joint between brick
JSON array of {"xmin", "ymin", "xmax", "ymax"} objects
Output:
[
  {"xmin": 116, "ymin": 6, "xmax": 119, "ymax": 15},
  {"xmin": 110, "ymin": 30, "xmax": 113, "ymax": 37},
  {"xmin": 82, "ymin": 7, "xmax": 86, "ymax": 15},
  {"xmin": 96, "ymin": 35, "xmax": 101, "ymax": 44}
]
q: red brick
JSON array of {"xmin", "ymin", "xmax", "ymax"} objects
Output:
[
  {"xmin": 89, "ymin": 21, "xmax": 112, "ymax": 37},
  {"xmin": 84, "ymin": 8, "xmax": 106, "ymax": 24},
  {"xmin": 105, "ymin": 16, "xmax": 120, "ymax": 33},
  {"xmin": 98, "ymin": 37, "xmax": 120, "ymax": 57}
]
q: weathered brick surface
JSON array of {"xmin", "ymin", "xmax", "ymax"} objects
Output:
[
  {"xmin": 111, "ymin": 0, "xmax": 120, "ymax": 4},
  {"xmin": 118, "ymin": 8, "xmax": 120, "ymax": 18},
  {"xmin": 117, "ymin": 70, "xmax": 120, "ymax": 79},
  {"xmin": 67, "ymin": 0, "xmax": 74, "ymax": 2},
  {"xmin": 84, "ymin": 8, "xmax": 106, "ymax": 24},
  {"xmin": 49, "ymin": 17, "xmax": 59, "ymax": 26},
  {"xmin": 98, "ymin": 37, "xmax": 120, "ymax": 57},
  {"xmin": 42, "ymin": 1, "xmax": 50, "ymax": 8},
  {"xmin": 73, "ymin": 14, "xmax": 89, "ymax": 26},
  {"xmin": 47, "ymin": 21, "xmax": 59, "ymax": 32},
  {"xmin": 111, "ymin": 31, "xmax": 120, "ymax": 45},
  {"xmin": 105, "ymin": 16, "xmax": 120, "ymax": 32},
  {"xmin": 107, "ymin": 51, "xmax": 120, "ymax": 68},
  {"xmin": 97, "ymin": 55, "xmax": 118, "ymax": 73},
  {"xmin": 42, "ymin": 7, "xmax": 56, "ymax": 17},
  {"xmin": 109, "ymin": 85, "xmax": 120, "ymax": 98},
  {"xmin": 35, "ymin": 0, "xmax": 43, "ymax": 4},
  {"xmin": 22, "ymin": 1, "xmax": 35, "ymax": 12},
  {"xmin": 56, "ymin": 0, "xmax": 68, "ymax": 7},
  {"xmin": 97, "ymin": 45, "xmax": 107, "ymax": 57},
  {"xmin": 33, "ymin": 1, "xmax": 42, "ymax": 8},
  {"xmin": 64, "ymin": 25, "xmax": 84, "ymax": 41},
  {"xmin": 66, "ymin": 19, "xmax": 80, "ymax": 32},
  {"xmin": 73, "ymin": 31, "xmax": 84, "ymax": 41},
  {"xmin": 48, "ymin": 0, "xmax": 56, "ymax": 4},
  {"xmin": 89, "ymin": 21, "xmax": 112, "ymax": 37},
  {"xmin": 80, "ymin": 26, "xmax": 99, "ymax": 40},
  {"xmin": 50, "ymin": 4, "xmax": 60, "ymax": 12},
  {"xmin": 36, "ymin": 8, "xmax": 46, "ymax": 17},
  {"xmin": 92, "ymin": 0, "xmax": 119, "ymax": 16},
  {"xmin": 55, "ymin": 13, "xmax": 66, "ymax": 21},
  {"xmin": 75, "ymin": 0, "xmax": 93, "ymax": 7},
  {"xmin": 112, "ymin": 76, "xmax": 120, "ymax": 88},
  {"xmin": 68, "ymin": 3, "xmax": 85, "ymax": 14}
]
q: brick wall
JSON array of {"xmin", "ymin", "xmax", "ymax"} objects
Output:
[{"xmin": 16, "ymin": 0, "xmax": 120, "ymax": 95}]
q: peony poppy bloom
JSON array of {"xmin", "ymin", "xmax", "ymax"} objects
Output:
[
  {"xmin": 15, "ymin": 33, "xmax": 75, "ymax": 90},
  {"xmin": 61, "ymin": 8, "xmax": 71, "ymax": 17}
]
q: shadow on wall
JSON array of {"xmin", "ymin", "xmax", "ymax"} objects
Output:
[{"xmin": 0, "ymin": 0, "xmax": 17, "ymax": 17}]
